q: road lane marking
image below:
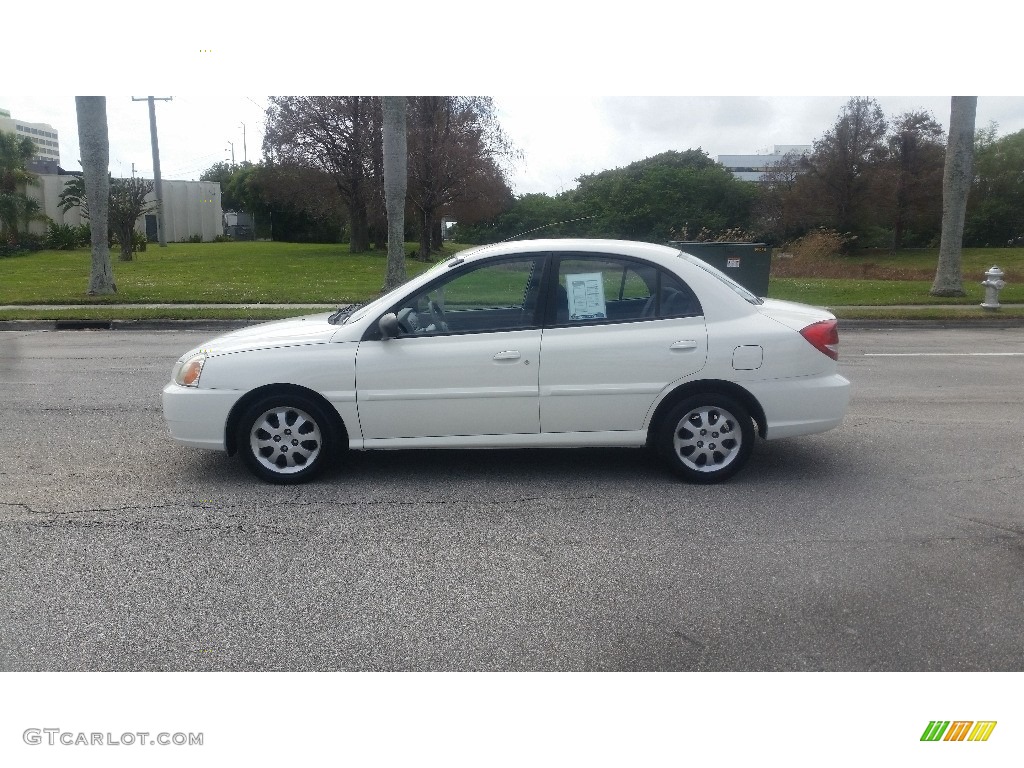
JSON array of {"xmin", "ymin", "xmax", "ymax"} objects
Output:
[{"xmin": 864, "ymin": 353, "xmax": 1024, "ymax": 356}]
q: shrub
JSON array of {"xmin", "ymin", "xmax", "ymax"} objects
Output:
[
  {"xmin": 109, "ymin": 229, "xmax": 149, "ymax": 254},
  {"xmin": 17, "ymin": 232, "xmax": 45, "ymax": 251},
  {"xmin": 785, "ymin": 228, "xmax": 857, "ymax": 260},
  {"xmin": 45, "ymin": 222, "xmax": 82, "ymax": 250}
]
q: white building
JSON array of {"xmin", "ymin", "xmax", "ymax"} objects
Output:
[
  {"xmin": 27, "ymin": 173, "xmax": 224, "ymax": 242},
  {"xmin": 718, "ymin": 145, "xmax": 812, "ymax": 182},
  {"xmin": 0, "ymin": 107, "xmax": 61, "ymax": 172}
]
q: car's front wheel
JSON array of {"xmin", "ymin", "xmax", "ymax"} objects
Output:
[
  {"xmin": 237, "ymin": 394, "xmax": 336, "ymax": 484},
  {"xmin": 657, "ymin": 394, "xmax": 754, "ymax": 483}
]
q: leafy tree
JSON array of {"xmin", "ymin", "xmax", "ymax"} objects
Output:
[
  {"xmin": 75, "ymin": 96, "xmax": 115, "ymax": 295},
  {"xmin": 801, "ymin": 97, "xmax": 889, "ymax": 237},
  {"xmin": 456, "ymin": 192, "xmax": 577, "ymax": 243},
  {"xmin": 200, "ymin": 161, "xmax": 241, "ymax": 210},
  {"xmin": 249, "ymin": 161, "xmax": 345, "ymax": 242},
  {"xmin": 109, "ymin": 177, "xmax": 158, "ymax": 261},
  {"xmin": 406, "ymin": 96, "xmax": 516, "ymax": 258},
  {"xmin": 461, "ymin": 150, "xmax": 755, "ymax": 245},
  {"xmin": 0, "ymin": 131, "xmax": 45, "ymax": 243},
  {"xmin": 58, "ymin": 174, "xmax": 159, "ymax": 261},
  {"xmin": 886, "ymin": 110, "xmax": 945, "ymax": 250},
  {"xmin": 381, "ymin": 96, "xmax": 408, "ymax": 292},
  {"xmin": 201, "ymin": 160, "xmax": 272, "ymax": 238},
  {"xmin": 568, "ymin": 150, "xmax": 756, "ymax": 242},
  {"xmin": 931, "ymin": 96, "xmax": 977, "ymax": 297},
  {"xmin": 263, "ymin": 97, "xmax": 379, "ymax": 252},
  {"xmin": 753, "ymin": 150, "xmax": 812, "ymax": 244},
  {"xmin": 966, "ymin": 125, "xmax": 1024, "ymax": 245}
]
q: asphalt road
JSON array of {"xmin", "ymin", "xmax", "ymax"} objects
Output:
[{"xmin": 0, "ymin": 326, "xmax": 1022, "ymax": 671}]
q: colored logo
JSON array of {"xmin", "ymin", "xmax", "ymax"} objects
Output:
[{"xmin": 921, "ymin": 721, "xmax": 997, "ymax": 742}]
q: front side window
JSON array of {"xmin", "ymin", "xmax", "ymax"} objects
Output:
[
  {"xmin": 390, "ymin": 257, "xmax": 543, "ymax": 336},
  {"xmin": 552, "ymin": 256, "xmax": 701, "ymax": 326}
]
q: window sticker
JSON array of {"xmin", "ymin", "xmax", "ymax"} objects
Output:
[{"xmin": 565, "ymin": 272, "xmax": 607, "ymax": 320}]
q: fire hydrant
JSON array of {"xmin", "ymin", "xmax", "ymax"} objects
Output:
[{"xmin": 981, "ymin": 265, "xmax": 1006, "ymax": 310}]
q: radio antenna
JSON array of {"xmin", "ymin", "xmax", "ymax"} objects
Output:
[{"xmin": 499, "ymin": 215, "xmax": 595, "ymax": 243}]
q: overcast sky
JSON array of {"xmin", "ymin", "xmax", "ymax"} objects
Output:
[
  {"xmin": 5, "ymin": 2, "xmax": 1021, "ymax": 197},
  {"xmin": 5, "ymin": 94, "xmax": 1023, "ymax": 199}
]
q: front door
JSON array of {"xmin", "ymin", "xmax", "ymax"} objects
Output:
[{"xmin": 356, "ymin": 256, "xmax": 544, "ymax": 440}]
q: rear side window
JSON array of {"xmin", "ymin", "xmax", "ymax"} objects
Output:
[{"xmin": 551, "ymin": 255, "xmax": 701, "ymax": 326}]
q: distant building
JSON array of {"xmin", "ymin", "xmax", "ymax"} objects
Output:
[
  {"xmin": 0, "ymin": 106, "xmax": 61, "ymax": 173},
  {"xmin": 27, "ymin": 171, "xmax": 224, "ymax": 242},
  {"xmin": 718, "ymin": 145, "xmax": 812, "ymax": 182}
]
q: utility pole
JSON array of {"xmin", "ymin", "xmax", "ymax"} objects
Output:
[
  {"xmin": 226, "ymin": 140, "xmax": 235, "ymax": 167},
  {"xmin": 239, "ymin": 122, "xmax": 247, "ymax": 163},
  {"xmin": 132, "ymin": 96, "xmax": 172, "ymax": 247}
]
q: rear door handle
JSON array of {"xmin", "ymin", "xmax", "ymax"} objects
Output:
[
  {"xmin": 670, "ymin": 340, "xmax": 699, "ymax": 351},
  {"xmin": 493, "ymin": 350, "xmax": 521, "ymax": 361}
]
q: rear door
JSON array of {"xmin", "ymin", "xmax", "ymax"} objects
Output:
[{"xmin": 539, "ymin": 254, "xmax": 708, "ymax": 434}]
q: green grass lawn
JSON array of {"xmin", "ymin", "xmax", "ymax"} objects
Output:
[
  {"xmin": 768, "ymin": 276, "xmax": 1024, "ymax": 306},
  {"xmin": 0, "ymin": 241, "xmax": 452, "ymax": 305},
  {"xmin": 767, "ymin": 246, "xmax": 1024, "ymax": 308},
  {"xmin": 1, "ymin": 241, "xmax": 1022, "ymax": 321}
]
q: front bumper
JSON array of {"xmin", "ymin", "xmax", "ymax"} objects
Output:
[{"xmin": 161, "ymin": 383, "xmax": 243, "ymax": 451}]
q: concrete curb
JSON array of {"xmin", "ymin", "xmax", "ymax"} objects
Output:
[
  {"xmin": 838, "ymin": 318, "xmax": 1024, "ymax": 330},
  {"xmin": 0, "ymin": 319, "xmax": 260, "ymax": 332}
]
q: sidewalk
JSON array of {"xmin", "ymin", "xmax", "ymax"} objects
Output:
[{"xmin": 0, "ymin": 303, "xmax": 337, "ymax": 310}]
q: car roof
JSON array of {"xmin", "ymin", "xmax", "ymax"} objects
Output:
[{"xmin": 454, "ymin": 238, "xmax": 683, "ymax": 264}]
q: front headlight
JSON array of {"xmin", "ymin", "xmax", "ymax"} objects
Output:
[{"xmin": 173, "ymin": 353, "xmax": 207, "ymax": 387}]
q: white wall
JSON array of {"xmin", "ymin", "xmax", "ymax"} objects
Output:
[{"xmin": 27, "ymin": 175, "xmax": 223, "ymax": 241}]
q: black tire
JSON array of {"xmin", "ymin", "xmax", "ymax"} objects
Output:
[
  {"xmin": 237, "ymin": 393, "xmax": 338, "ymax": 484},
  {"xmin": 656, "ymin": 394, "xmax": 754, "ymax": 483}
]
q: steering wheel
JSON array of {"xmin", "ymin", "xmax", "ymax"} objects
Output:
[
  {"xmin": 396, "ymin": 307, "xmax": 422, "ymax": 334},
  {"xmin": 427, "ymin": 299, "xmax": 449, "ymax": 332}
]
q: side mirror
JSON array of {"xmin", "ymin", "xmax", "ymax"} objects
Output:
[{"xmin": 378, "ymin": 312, "xmax": 401, "ymax": 339}]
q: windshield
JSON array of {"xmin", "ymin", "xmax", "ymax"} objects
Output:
[
  {"xmin": 327, "ymin": 249, "xmax": 485, "ymax": 325},
  {"xmin": 678, "ymin": 252, "xmax": 764, "ymax": 305}
]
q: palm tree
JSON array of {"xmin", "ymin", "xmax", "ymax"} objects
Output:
[
  {"xmin": 382, "ymin": 96, "xmax": 408, "ymax": 292},
  {"xmin": 59, "ymin": 173, "xmax": 158, "ymax": 261},
  {"xmin": 75, "ymin": 96, "xmax": 116, "ymax": 294},
  {"xmin": 931, "ymin": 96, "xmax": 978, "ymax": 297},
  {"xmin": 0, "ymin": 131, "xmax": 43, "ymax": 242}
]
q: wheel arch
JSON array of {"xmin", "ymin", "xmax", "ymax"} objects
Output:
[
  {"xmin": 646, "ymin": 379, "xmax": 767, "ymax": 446},
  {"xmin": 225, "ymin": 383, "xmax": 349, "ymax": 456}
]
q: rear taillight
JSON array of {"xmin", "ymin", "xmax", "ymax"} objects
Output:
[{"xmin": 800, "ymin": 319, "xmax": 839, "ymax": 360}]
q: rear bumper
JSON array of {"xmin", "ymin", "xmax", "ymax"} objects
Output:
[
  {"xmin": 161, "ymin": 383, "xmax": 241, "ymax": 451},
  {"xmin": 747, "ymin": 373, "xmax": 851, "ymax": 439}
]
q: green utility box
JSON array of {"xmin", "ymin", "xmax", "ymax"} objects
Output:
[{"xmin": 667, "ymin": 241, "xmax": 772, "ymax": 297}]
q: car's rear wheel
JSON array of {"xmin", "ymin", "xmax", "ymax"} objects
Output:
[
  {"xmin": 237, "ymin": 394, "xmax": 336, "ymax": 484},
  {"xmin": 657, "ymin": 394, "xmax": 754, "ymax": 483}
]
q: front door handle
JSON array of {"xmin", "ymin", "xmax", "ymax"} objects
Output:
[
  {"xmin": 670, "ymin": 340, "xmax": 699, "ymax": 351},
  {"xmin": 493, "ymin": 350, "xmax": 521, "ymax": 361}
]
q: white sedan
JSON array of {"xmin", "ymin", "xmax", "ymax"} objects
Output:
[{"xmin": 162, "ymin": 239, "xmax": 850, "ymax": 484}]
